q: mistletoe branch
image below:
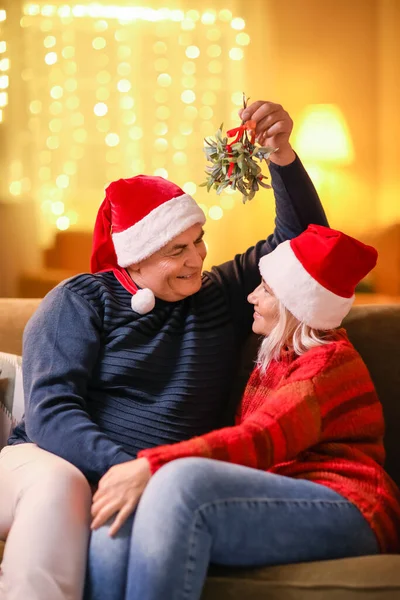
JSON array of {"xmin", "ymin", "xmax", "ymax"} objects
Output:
[{"xmin": 200, "ymin": 94, "xmax": 277, "ymax": 203}]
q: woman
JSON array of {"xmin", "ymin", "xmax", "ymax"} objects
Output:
[{"xmin": 91, "ymin": 224, "xmax": 400, "ymax": 600}]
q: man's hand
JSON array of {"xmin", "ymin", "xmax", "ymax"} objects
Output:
[
  {"xmin": 240, "ymin": 101, "xmax": 296, "ymax": 166},
  {"xmin": 91, "ymin": 458, "xmax": 151, "ymax": 536}
]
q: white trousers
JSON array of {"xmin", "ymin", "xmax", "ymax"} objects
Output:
[{"xmin": 0, "ymin": 444, "xmax": 91, "ymax": 600}]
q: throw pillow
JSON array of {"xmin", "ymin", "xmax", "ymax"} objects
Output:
[{"xmin": 0, "ymin": 352, "xmax": 23, "ymax": 450}]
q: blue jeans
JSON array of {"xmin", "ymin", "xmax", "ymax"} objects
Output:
[{"xmin": 85, "ymin": 458, "xmax": 379, "ymax": 600}]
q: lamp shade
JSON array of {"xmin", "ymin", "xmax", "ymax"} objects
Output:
[{"xmin": 294, "ymin": 104, "xmax": 354, "ymax": 164}]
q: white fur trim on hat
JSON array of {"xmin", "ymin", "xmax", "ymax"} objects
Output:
[
  {"xmin": 113, "ymin": 194, "xmax": 206, "ymax": 267},
  {"xmin": 258, "ymin": 241, "xmax": 354, "ymax": 330},
  {"xmin": 131, "ymin": 288, "xmax": 156, "ymax": 314}
]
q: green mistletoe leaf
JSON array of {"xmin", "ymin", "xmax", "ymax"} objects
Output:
[{"xmin": 200, "ymin": 95, "xmax": 277, "ymax": 203}]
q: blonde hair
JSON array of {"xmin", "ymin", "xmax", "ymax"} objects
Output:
[{"xmin": 257, "ymin": 299, "xmax": 333, "ymax": 373}]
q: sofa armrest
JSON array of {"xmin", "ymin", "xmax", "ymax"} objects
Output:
[
  {"xmin": 0, "ymin": 352, "xmax": 23, "ymax": 449},
  {"xmin": 0, "ymin": 298, "xmax": 40, "ymax": 355}
]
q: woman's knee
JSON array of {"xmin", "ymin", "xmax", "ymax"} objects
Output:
[{"xmin": 143, "ymin": 457, "xmax": 215, "ymax": 513}]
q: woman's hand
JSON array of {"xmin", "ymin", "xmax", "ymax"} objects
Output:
[
  {"xmin": 239, "ymin": 101, "xmax": 296, "ymax": 166},
  {"xmin": 91, "ymin": 457, "xmax": 151, "ymax": 536}
]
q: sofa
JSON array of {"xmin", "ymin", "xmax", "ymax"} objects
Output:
[
  {"xmin": 14, "ymin": 223, "xmax": 400, "ymax": 300},
  {"xmin": 1, "ymin": 298, "xmax": 400, "ymax": 599}
]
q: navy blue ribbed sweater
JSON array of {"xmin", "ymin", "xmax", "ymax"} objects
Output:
[{"xmin": 9, "ymin": 157, "xmax": 328, "ymax": 483}]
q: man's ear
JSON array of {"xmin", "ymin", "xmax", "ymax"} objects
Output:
[{"xmin": 127, "ymin": 262, "xmax": 141, "ymax": 275}]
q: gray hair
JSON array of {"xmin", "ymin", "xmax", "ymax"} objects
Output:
[{"xmin": 257, "ymin": 299, "xmax": 332, "ymax": 373}]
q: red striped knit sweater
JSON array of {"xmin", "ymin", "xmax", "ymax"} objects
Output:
[{"xmin": 139, "ymin": 330, "xmax": 400, "ymax": 552}]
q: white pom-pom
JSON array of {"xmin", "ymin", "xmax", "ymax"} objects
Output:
[{"xmin": 131, "ymin": 288, "xmax": 156, "ymax": 314}]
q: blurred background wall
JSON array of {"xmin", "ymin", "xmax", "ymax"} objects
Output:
[{"xmin": 0, "ymin": 0, "xmax": 399, "ymax": 299}]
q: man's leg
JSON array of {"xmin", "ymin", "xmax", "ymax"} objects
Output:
[
  {"xmin": 126, "ymin": 458, "xmax": 378, "ymax": 600},
  {"xmin": 0, "ymin": 444, "xmax": 91, "ymax": 600}
]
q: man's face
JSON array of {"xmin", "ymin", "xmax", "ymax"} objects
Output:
[{"xmin": 127, "ymin": 223, "xmax": 207, "ymax": 302}]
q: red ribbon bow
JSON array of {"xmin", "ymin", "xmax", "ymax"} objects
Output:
[{"xmin": 226, "ymin": 120, "xmax": 257, "ymax": 177}]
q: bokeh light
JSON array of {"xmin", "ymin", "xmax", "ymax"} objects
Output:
[
  {"xmin": 128, "ymin": 126, "xmax": 143, "ymax": 140},
  {"xmin": 117, "ymin": 79, "xmax": 132, "ymax": 92},
  {"xmin": 231, "ymin": 18, "xmax": 245, "ymax": 30},
  {"xmin": 153, "ymin": 41, "xmax": 167, "ymax": 54},
  {"xmin": 94, "ymin": 102, "xmax": 108, "ymax": 116},
  {"xmin": 154, "ymin": 138, "xmax": 169, "ymax": 152},
  {"xmin": 201, "ymin": 11, "xmax": 216, "ymax": 25},
  {"xmin": 236, "ymin": 32, "xmax": 250, "ymax": 45},
  {"xmin": 92, "ymin": 37, "xmax": 106, "ymax": 50},
  {"xmin": 154, "ymin": 122, "xmax": 168, "ymax": 135},
  {"xmin": 156, "ymin": 106, "xmax": 171, "ymax": 119},
  {"xmin": 120, "ymin": 96, "xmax": 135, "ymax": 109},
  {"xmin": 157, "ymin": 73, "xmax": 172, "ymax": 87},
  {"xmin": 179, "ymin": 122, "xmax": 193, "ymax": 135},
  {"xmin": 44, "ymin": 51, "xmax": 57, "ymax": 65},
  {"xmin": 9, "ymin": 181, "xmax": 22, "ymax": 196},
  {"xmin": 229, "ymin": 47, "xmax": 244, "ymax": 61},
  {"xmin": 185, "ymin": 46, "xmax": 200, "ymax": 59},
  {"xmin": 49, "ymin": 118, "xmax": 62, "ymax": 132},
  {"xmin": 105, "ymin": 133, "xmax": 120, "ymax": 147},
  {"xmin": 183, "ymin": 106, "xmax": 198, "ymax": 120},
  {"xmin": 51, "ymin": 200, "xmax": 65, "ymax": 214},
  {"xmin": 44, "ymin": 35, "xmax": 56, "ymax": 48},
  {"xmin": 61, "ymin": 46, "xmax": 75, "ymax": 59},
  {"xmin": 117, "ymin": 62, "xmax": 131, "ymax": 76},
  {"xmin": 181, "ymin": 19, "xmax": 195, "ymax": 32},
  {"xmin": 182, "ymin": 61, "xmax": 196, "ymax": 75},
  {"xmin": 183, "ymin": 181, "xmax": 197, "ymax": 195},
  {"xmin": 209, "ymin": 205, "xmax": 224, "ymax": 220},
  {"xmin": 56, "ymin": 216, "xmax": 70, "ymax": 230},
  {"xmin": 154, "ymin": 168, "xmax": 168, "ymax": 178},
  {"xmin": 4, "ymin": 4, "xmax": 249, "ymax": 240},
  {"xmin": 29, "ymin": 100, "xmax": 42, "ymax": 114},
  {"xmin": 181, "ymin": 90, "xmax": 196, "ymax": 104},
  {"xmin": 122, "ymin": 111, "xmax": 136, "ymax": 125},
  {"xmin": 50, "ymin": 85, "xmax": 63, "ymax": 99},
  {"xmin": 173, "ymin": 151, "xmax": 187, "ymax": 166}
]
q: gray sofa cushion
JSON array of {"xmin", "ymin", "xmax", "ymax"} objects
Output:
[
  {"xmin": 343, "ymin": 305, "xmax": 400, "ymax": 489},
  {"xmin": 0, "ymin": 352, "xmax": 23, "ymax": 449}
]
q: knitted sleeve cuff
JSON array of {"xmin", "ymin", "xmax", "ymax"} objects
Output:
[{"xmin": 137, "ymin": 447, "xmax": 171, "ymax": 474}]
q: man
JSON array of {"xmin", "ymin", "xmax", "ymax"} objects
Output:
[{"xmin": 0, "ymin": 100, "xmax": 328, "ymax": 600}]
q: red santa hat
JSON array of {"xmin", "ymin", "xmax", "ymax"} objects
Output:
[
  {"xmin": 90, "ymin": 175, "xmax": 206, "ymax": 314},
  {"xmin": 258, "ymin": 224, "xmax": 378, "ymax": 330}
]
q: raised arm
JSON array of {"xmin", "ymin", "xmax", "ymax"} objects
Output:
[
  {"xmin": 22, "ymin": 285, "xmax": 132, "ymax": 483},
  {"xmin": 242, "ymin": 100, "xmax": 327, "ymax": 242},
  {"xmin": 207, "ymin": 101, "xmax": 328, "ymax": 342}
]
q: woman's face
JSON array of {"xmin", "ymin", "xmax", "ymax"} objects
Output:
[
  {"xmin": 127, "ymin": 223, "xmax": 207, "ymax": 302},
  {"xmin": 247, "ymin": 279, "xmax": 279, "ymax": 336}
]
